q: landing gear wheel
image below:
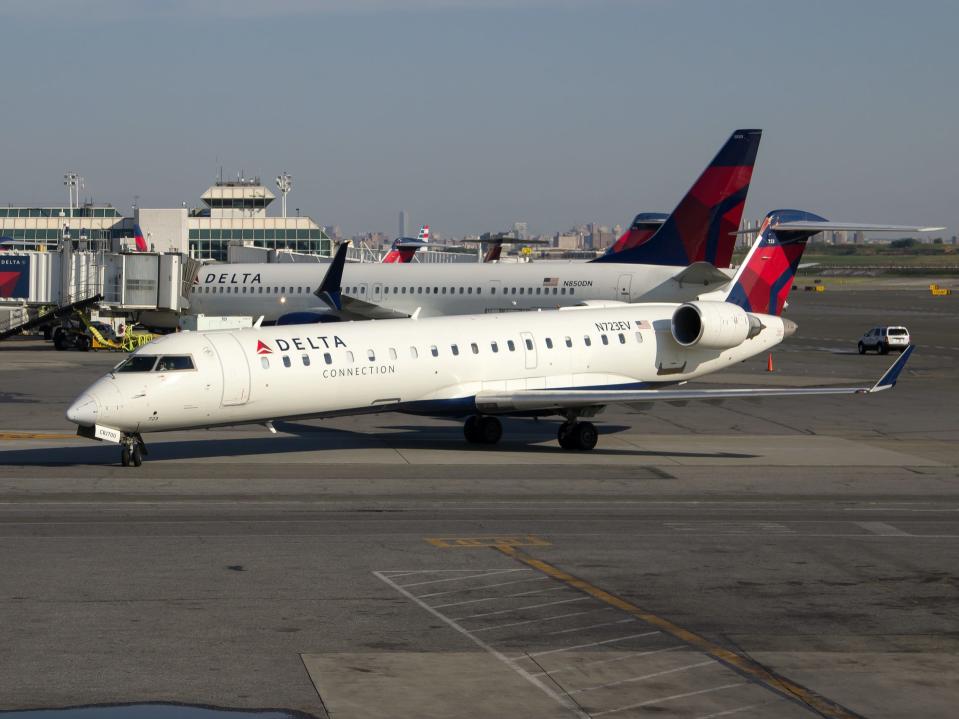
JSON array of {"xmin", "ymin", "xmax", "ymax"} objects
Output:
[
  {"xmin": 857, "ymin": 342, "xmax": 865, "ymax": 355},
  {"xmin": 571, "ymin": 422, "xmax": 598, "ymax": 451},
  {"xmin": 121, "ymin": 446, "xmax": 131, "ymax": 467},
  {"xmin": 131, "ymin": 445, "xmax": 143, "ymax": 467},
  {"xmin": 558, "ymin": 421, "xmax": 598, "ymax": 450},
  {"xmin": 477, "ymin": 416, "xmax": 502, "ymax": 445},
  {"xmin": 464, "ymin": 415, "xmax": 482, "ymax": 444}
]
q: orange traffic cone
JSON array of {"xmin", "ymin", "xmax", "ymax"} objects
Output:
[{"xmin": 766, "ymin": 353, "xmax": 774, "ymax": 372}]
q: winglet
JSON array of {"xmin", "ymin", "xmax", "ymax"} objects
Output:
[
  {"xmin": 867, "ymin": 345, "xmax": 915, "ymax": 393},
  {"xmin": 314, "ymin": 240, "xmax": 349, "ymax": 310}
]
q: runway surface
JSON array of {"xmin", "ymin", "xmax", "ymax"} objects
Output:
[{"xmin": 0, "ymin": 287, "xmax": 956, "ymax": 718}]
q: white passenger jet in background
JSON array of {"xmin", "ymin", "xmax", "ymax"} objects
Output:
[
  {"xmin": 184, "ymin": 129, "xmax": 765, "ymax": 323},
  {"xmin": 68, "ymin": 209, "xmax": 915, "ymax": 466}
]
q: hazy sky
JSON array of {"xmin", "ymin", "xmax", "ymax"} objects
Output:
[{"xmin": 0, "ymin": 0, "xmax": 955, "ymax": 238}]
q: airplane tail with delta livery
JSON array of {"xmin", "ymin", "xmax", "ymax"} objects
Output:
[
  {"xmin": 593, "ymin": 129, "xmax": 762, "ymax": 268},
  {"xmin": 723, "ymin": 209, "xmax": 944, "ymax": 316}
]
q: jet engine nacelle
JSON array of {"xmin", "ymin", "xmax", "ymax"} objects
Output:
[{"xmin": 670, "ymin": 301, "xmax": 759, "ymax": 349}]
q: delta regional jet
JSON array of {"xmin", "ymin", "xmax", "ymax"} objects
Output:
[
  {"xmin": 185, "ymin": 129, "xmax": 765, "ymax": 323},
  {"xmin": 68, "ymin": 210, "xmax": 918, "ymax": 467}
]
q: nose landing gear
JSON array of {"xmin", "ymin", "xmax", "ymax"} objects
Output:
[{"xmin": 120, "ymin": 433, "xmax": 148, "ymax": 467}]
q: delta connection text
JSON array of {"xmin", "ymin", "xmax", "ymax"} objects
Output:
[{"xmin": 258, "ymin": 334, "xmax": 397, "ymax": 379}]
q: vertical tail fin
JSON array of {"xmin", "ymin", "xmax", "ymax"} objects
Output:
[
  {"xmin": 593, "ymin": 129, "xmax": 761, "ymax": 267},
  {"xmin": 417, "ymin": 225, "xmax": 430, "ymax": 241},
  {"xmin": 606, "ymin": 212, "xmax": 668, "ymax": 256},
  {"xmin": 724, "ymin": 209, "xmax": 822, "ymax": 315},
  {"xmin": 133, "ymin": 224, "xmax": 148, "ymax": 252}
]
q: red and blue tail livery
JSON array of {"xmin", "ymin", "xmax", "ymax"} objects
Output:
[
  {"xmin": 725, "ymin": 209, "xmax": 821, "ymax": 316},
  {"xmin": 133, "ymin": 224, "xmax": 148, "ymax": 252},
  {"xmin": 606, "ymin": 213, "xmax": 668, "ymax": 256},
  {"xmin": 594, "ymin": 129, "xmax": 762, "ymax": 268},
  {"xmin": 724, "ymin": 210, "xmax": 943, "ymax": 316},
  {"xmin": 382, "ymin": 225, "xmax": 430, "ymax": 263}
]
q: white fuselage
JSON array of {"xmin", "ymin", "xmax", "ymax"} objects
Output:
[
  {"xmin": 69, "ymin": 303, "xmax": 786, "ymax": 435},
  {"xmin": 187, "ymin": 260, "xmax": 733, "ymax": 321}
]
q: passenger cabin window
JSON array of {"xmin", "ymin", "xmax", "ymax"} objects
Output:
[
  {"xmin": 261, "ymin": 357, "xmax": 270, "ymax": 369},
  {"xmin": 524, "ymin": 338, "xmax": 534, "ymax": 350},
  {"xmin": 601, "ymin": 334, "xmax": 609, "ymax": 345},
  {"xmin": 324, "ymin": 352, "xmax": 333, "ymax": 364},
  {"xmin": 451, "ymin": 344, "xmax": 459, "ymax": 356},
  {"xmin": 430, "ymin": 345, "xmax": 439, "ymax": 357},
  {"xmin": 389, "ymin": 348, "xmax": 398, "ymax": 360},
  {"xmin": 410, "ymin": 346, "xmax": 419, "ymax": 359},
  {"xmin": 507, "ymin": 340, "xmax": 516, "ymax": 351},
  {"xmin": 367, "ymin": 349, "xmax": 376, "ymax": 362},
  {"xmin": 545, "ymin": 338, "xmax": 553, "ymax": 349},
  {"xmin": 116, "ymin": 356, "xmax": 157, "ymax": 373},
  {"xmin": 618, "ymin": 333, "xmax": 626, "ymax": 344},
  {"xmin": 584, "ymin": 336, "xmax": 592, "ymax": 347},
  {"xmin": 302, "ymin": 354, "xmax": 311, "ymax": 367},
  {"xmin": 565, "ymin": 336, "xmax": 572, "ymax": 348},
  {"xmin": 156, "ymin": 356, "xmax": 194, "ymax": 371},
  {"xmin": 491, "ymin": 341, "xmax": 499, "ymax": 353},
  {"xmin": 345, "ymin": 351, "xmax": 354, "ymax": 363},
  {"xmin": 282, "ymin": 356, "xmax": 291, "ymax": 368},
  {"xmin": 635, "ymin": 331, "xmax": 644, "ymax": 343}
]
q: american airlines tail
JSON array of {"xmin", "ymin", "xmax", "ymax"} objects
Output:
[
  {"xmin": 133, "ymin": 224, "xmax": 148, "ymax": 252},
  {"xmin": 593, "ymin": 129, "xmax": 762, "ymax": 268},
  {"xmin": 382, "ymin": 225, "xmax": 430, "ymax": 263}
]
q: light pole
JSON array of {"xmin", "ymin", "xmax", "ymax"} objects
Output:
[
  {"xmin": 63, "ymin": 171, "xmax": 83, "ymax": 218},
  {"xmin": 275, "ymin": 172, "xmax": 292, "ymax": 218}
]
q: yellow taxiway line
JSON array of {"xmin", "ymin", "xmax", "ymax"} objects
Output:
[
  {"xmin": 495, "ymin": 543, "xmax": 866, "ymax": 719},
  {"xmin": 0, "ymin": 432, "xmax": 79, "ymax": 441}
]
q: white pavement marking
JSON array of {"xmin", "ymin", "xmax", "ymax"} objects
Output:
[
  {"xmin": 397, "ymin": 568, "xmax": 530, "ymax": 588},
  {"xmin": 417, "ymin": 576, "xmax": 549, "ymax": 598},
  {"xmin": 470, "ymin": 607, "xmax": 615, "ymax": 633},
  {"xmin": 454, "ymin": 596, "xmax": 590, "ymax": 621},
  {"xmin": 856, "ymin": 521, "xmax": 911, "ymax": 536},
  {"xmin": 547, "ymin": 618, "xmax": 636, "ymax": 636},
  {"xmin": 520, "ymin": 631, "xmax": 661, "ymax": 660},
  {"xmin": 568, "ymin": 659, "xmax": 715, "ymax": 695},
  {"xmin": 694, "ymin": 704, "xmax": 763, "ymax": 719},
  {"xmin": 533, "ymin": 646, "xmax": 686, "ymax": 678},
  {"xmin": 373, "ymin": 571, "xmax": 588, "ymax": 718},
  {"xmin": 592, "ymin": 682, "xmax": 747, "ymax": 717},
  {"xmin": 431, "ymin": 585, "xmax": 567, "ymax": 609}
]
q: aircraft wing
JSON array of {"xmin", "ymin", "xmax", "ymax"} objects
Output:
[
  {"xmin": 475, "ymin": 346, "xmax": 913, "ymax": 414},
  {"xmin": 339, "ymin": 295, "xmax": 412, "ymax": 320}
]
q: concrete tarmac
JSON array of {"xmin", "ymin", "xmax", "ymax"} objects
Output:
[{"xmin": 0, "ymin": 287, "xmax": 957, "ymax": 718}]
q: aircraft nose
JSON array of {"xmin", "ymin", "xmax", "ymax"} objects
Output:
[
  {"xmin": 66, "ymin": 393, "xmax": 98, "ymax": 426},
  {"xmin": 782, "ymin": 318, "xmax": 798, "ymax": 338}
]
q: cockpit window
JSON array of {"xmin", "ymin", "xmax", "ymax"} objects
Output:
[
  {"xmin": 155, "ymin": 355, "xmax": 195, "ymax": 371},
  {"xmin": 116, "ymin": 355, "xmax": 158, "ymax": 373}
]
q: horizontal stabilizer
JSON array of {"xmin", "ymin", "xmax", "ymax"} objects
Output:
[
  {"xmin": 475, "ymin": 348, "xmax": 913, "ymax": 415},
  {"xmin": 671, "ymin": 262, "xmax": 734, "ymax": 287},
  {"xmin": 736, "ymin": 222, "xmax": 944, "ymax": 234}
]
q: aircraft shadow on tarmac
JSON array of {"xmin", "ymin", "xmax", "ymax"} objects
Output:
[{"xmin": 0, "ymin": 420, "xmax": 756, "ymax": 465}]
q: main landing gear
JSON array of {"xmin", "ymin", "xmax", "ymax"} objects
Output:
[
  {"xmin": 557, "ymin": 421, "xmax": 598, "ymax": 451},
  {"xmin": 463, "ymin": 415, "xmax": 503, "ymax": 445},
  {"xmin": 120, "ymin": 433, "xmax": 148, "ymax": 467}
]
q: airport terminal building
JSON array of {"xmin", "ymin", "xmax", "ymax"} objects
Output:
[{"xmin": 1, "ymin": 178, "xmax": 331, "ymax": 261}]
